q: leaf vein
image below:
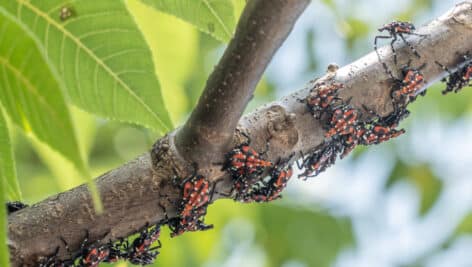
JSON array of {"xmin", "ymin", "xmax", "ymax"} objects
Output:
[
  {"xmin": 202, "ymin": 0, "xmax": 231, "ymax": 39},
  {"xmin": 17, "ymin": 0, "xmax": 169, "ymax": 131}
]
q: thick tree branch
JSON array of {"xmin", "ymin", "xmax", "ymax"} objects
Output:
[
  {"xmin": 175, "ymin": 0, "xmax": 310, "ymax": 166},
  {"xmin": 8, "ymin": 2, "xmax": 472, "ymax": 266}
]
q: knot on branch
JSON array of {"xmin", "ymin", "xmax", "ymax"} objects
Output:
[
  {"xmin": 150, "ymin": 135, "xmax": 171, "ymax": 172},
  {"xmin": 241, "ymin": 104, "xmax": 298, "ymax": 160},
  {"xmin": 151, "ymin": 134, "xmax": 192, "ymax": 176},
  {"xmin": 266, "ymin": 105, "xmax": 298, "ymax": 152}
]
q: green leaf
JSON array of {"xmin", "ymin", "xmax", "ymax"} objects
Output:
[
  {"xmin": 0, "ymin": 0, "xmax": 172, "ymax": 133},
  {"xmin": 0, "ymin": 11, "xmax": 101, "ymax": 212},
  {"xmin": 231, "ymin": 0, "xmax": 245, "ymax": 20},
  {"xmin": 257, "ymin": 205, "xmax": 354, "ymax": 267},
  {"xmin": 139, "ymin": 0, "xmax": 236, "ymax": 42},
  {"xmin": 0, "ymin": 107, "xmax": 20, "ymax": 201},
  {"xmin": 0, "ymin": 108, "xmax": 12, "ymax": 267},
  {"xmin": 31, "ymin": 107, "xmax": 96, "ymax": 190},
  {"xmin": 127, "ymin": 0, "xmax": 199, "ymax": 123}
]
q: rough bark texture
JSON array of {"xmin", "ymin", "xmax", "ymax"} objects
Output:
[{"xmin": 7, "ymin": 1, "xmax": 472, "ymax": 266}]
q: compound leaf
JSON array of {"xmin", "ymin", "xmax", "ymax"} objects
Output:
[
  {"xmin": 0, "ymin": 10, "xmax": 101, "ymax": 211},
  {"xmin": 0, "ymin": 0, "xmax": 172, "ymax": 133},
  {"xmin": 139, "ymin": 0, "xmax": 235, "ymax": 42}
]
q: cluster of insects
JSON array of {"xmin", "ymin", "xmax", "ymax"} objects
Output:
[
  {"xmin": 299, "ymin": 66, "xmax": 417, "ymax": 178},
  {"xmin": 32, "ymin": 149, "xmax": 296, "ymax": 266},
  {"xmin": 222, "ymin": 133, "xmax": 297, "ymax": 203},
  {"xmin": 297, "ymin": 20, "xmax": 471, "ymax": 179},
  {"xmin": 374, "ymin": 20, "xmax": 471, "ymax": 96},
  {"xmin": 298, "ymin": 141, "xmax": 342, "ymax": 178},
  {"xmin": 305, "ymin": 82, "xmax": 344, "ymax": 119},
  {"xmin": 118, "ymin": 225, "xmax": 162, "ymax": 265},
  {"xmin": 374, "ymin": 20, "xmax": 428, "ymax": 107},
  {"xmin": 220, "ymin": 19, "xmax": 435, "ymax": 192},
  {"xmin": 296, "ymin": 21, "xmax": 431, "ymax": 178},
  {"xmin": 168, "ymin": 172, "xmax": 214, "ymax": 237},
  {"xmin": 223, "ymin": 133, "xmax": 273, "ymax": 201},
  {"xmin": 436, "ymin": 53, "xmax": 472, "ymax": 94},
  {"xmin": 239, "ymin": 157, "xmax": 294, "ymax": 203},
  {"xmin": 39, "ymin": 225, "xmax": 162, "ymax": 266}
]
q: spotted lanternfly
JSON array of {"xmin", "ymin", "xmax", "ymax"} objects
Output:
[
  {"xmin": 69, "ymin": 237, "xmax": 123, "ymax": 266},
  {"xmin": 263, "ymin": 161, "xmax": 293, "ymax": 201},
  {"xmin": 381, "ymin": 107, "xmax": 410, "ymax": 128},
  {"xmin": 298, "ymin": 142, "xmax": 342, "ymax": 179},
  {"xmin": 40, "ymin": 235, "xmax": 94, "ymax": 267},
  {"xmin": 223, "ymin": 133, "xmax": 272, "ymax": 200},
  {"xmin": 374, "ymin": 21, "xmax": 424, "ymax": 64},
  {"xmin": 271, "ymin": 164, "xmax": 293, "ymax": 191},
  {"xmin": 75, "ymin": 233, "xmax": 113, "ymax": 267},
  {"xmin": 436, "ymin": 54, "xmax": 472, "ymax": 94},
  {"xmin": 170, "ymin": 173, "xmax": 213, "ymax": 237},
  {"xmin": 101, "ymin": 241, "xmax": 123, "ymax": 264},
  {"xmin": 361, "ymin": 124, "xmax": 405, "ymax": 145},
  {"xmin": 392, "ymin": 67, "xmax": 425, "ymax": 100},
  {"xmin": 225, "ymin": 144, "xmax": 272, "ymax": 178},
  {"xmin": 180, "ymin": 174, "xmax": 211, "ymax": 217},
  {"xmin": 241, "ymin": 157, "xmax": 294, "ymax": 203},
  {"xmin": 60, "ymin": 6, "xmax": 75, "ymax": 21},
  {"xmin": 325, "ymin": 105, "xmax": 360, "ymax": 139},
  {"xmin": 169, "ymin": 211, "xmax": 213, "ymax": 238},
  {"xmin": 79, "ymin": 246, "xmax": 109, "ymax": 267},
  {"xmin": 382, "ymin": 62, "xmax": 426, "ymax": 107},
  {"xmin": 120, "ymin": 225, "xmax": 162, "ymax": 265},
  {"xmin": 6, "ymin": 201, "xmax": 28, "ymax": 215},
  {"xmin": 339, "ymin": 124, "xmax": 367, "ymax": 159},
  {"xmin": 305, "ymin": 82, "xmax": 344, "ymax": 119}
]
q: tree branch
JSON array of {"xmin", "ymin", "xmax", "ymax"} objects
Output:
[
  {"xmin": 175, "ymin": 0, "xmax": 310, "ymax": 166},
  {"xmin": 8, "ymin": 1, "xmax": 472, "ymax": 266}
]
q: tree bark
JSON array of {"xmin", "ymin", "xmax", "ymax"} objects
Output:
[
  {"xmin": 7, "ymin": 1, "xmax": 472, "ymax": 266},
  {"xmin": 175, "ymin": 0, "xmax": 310, "ymax": 168}
]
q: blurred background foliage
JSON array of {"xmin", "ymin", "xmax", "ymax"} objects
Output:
[{"xmin": 3, "ymin": 0, "xmax": 472, "ymax": 266}]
